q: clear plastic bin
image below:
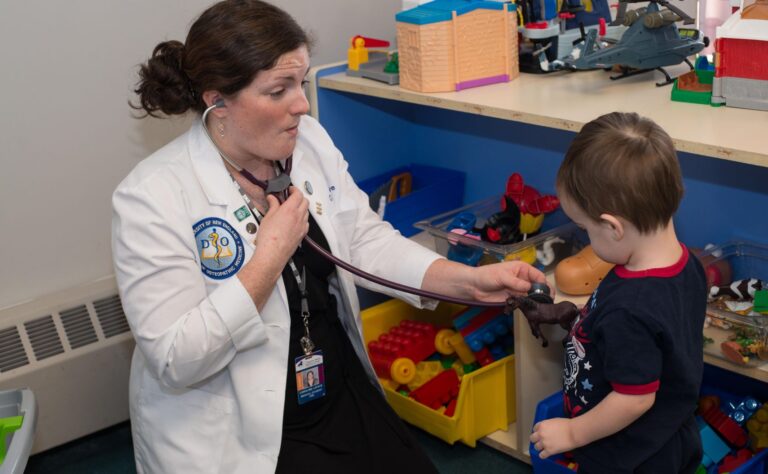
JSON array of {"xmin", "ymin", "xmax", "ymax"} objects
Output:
[
  {"xmin": 0, "ymin": 389, "xmax": 36, "ymax": 474},
  {"xmin": 697, "ymin": 241, "xmax": 768, "ymax": 368},
  {"xmin": 414, "ymin": 196, "xmax": 588, "ymax": 272}
]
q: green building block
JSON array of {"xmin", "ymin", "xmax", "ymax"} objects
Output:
[
  {"xmin": 0, "ymin": 415, "xmax": 23, "ymax": 465},
  {"xmin": 754, "ymin": 289, "xmax": 768, "ymax": 314}
]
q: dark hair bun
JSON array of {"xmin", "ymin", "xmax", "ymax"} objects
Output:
[{"xmin": 133, "ymin": 40, "xmax": 197, "ymax": 117}]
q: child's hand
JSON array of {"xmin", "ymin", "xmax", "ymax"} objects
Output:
[{"xmin": 530, "ymin": 417, "xmax": 577, "ymax": 459}]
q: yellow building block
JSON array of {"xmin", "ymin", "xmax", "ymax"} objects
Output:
[{"xmin": 407, "ymin": 361, "xmax": 444, "ymax": 391}]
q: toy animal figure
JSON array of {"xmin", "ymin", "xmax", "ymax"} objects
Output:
[
  {"xmin": 505, "ymin": 295, "xmax": 580, "ymax": 347},
  {"xmin": 709, "ymin": 278, "xmax": 767, "ymax": 301}
]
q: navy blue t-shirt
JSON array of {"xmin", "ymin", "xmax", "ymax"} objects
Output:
[{"xmin": 563, "ymin": 244, "xmax": 707, "ymax": 472}]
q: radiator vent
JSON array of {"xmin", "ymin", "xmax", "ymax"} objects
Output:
[
  {"xmin": 60, "ymin": 305, "xmax": 98, "ymax": 349},
  {"xmin": 0, "ymin": 277, "xmax": 135, "ymax": 454},
  {"xmin": 24, "ymin": 315, "xmax": 65, "ymax": 361},
  {"xmin": 93, "ymin": 295, "xmax": 130, "ymax": 338},
  {"xmin": 0, "ymin": 327, "xmax": 29, "ymax": 372}
]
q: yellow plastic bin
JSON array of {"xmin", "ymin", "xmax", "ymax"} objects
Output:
[{"xmin": 361, "ymin": 299, "xmax": 515, "ymax": 447}]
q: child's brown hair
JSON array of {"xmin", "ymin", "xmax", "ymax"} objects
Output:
[{"xmin": 556, "ymin": 112, "xmax": 684, "ymax": 234}]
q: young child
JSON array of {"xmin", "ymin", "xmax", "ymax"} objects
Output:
[{"xmin": 530, "ymin": 112, "xmax": 707, "ymax": 474}]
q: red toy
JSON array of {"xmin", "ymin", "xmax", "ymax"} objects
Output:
[
  {"xmin": 503, "ymin": 173, "xmax": 559, "ymax": 216},
  {"xmin": 698, "ymin": 394, "xmax": 722, "ymax": 414},
  {"xmin": 702, "ymin": 405, "xmax": 749, "ymax": 448},
  {"xmin": 368, "ymin": 320, "xmax": 452, "ymax": 384},
  {"xmin": 409, "ymin": 368, "xmax": 460, "ymax": 410},
  {"xmin": 719, "ymin": 448, "xmax": 753, "ymax": 473}
]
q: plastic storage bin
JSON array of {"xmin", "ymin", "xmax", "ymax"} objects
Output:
[
  {"xmin": 697, "ymin": 241, "xmax": 768, "ymax": 368},
  {"xmin": 0, "ymin": 389, "xmax": 36, "ymax": 474},
  {"xmin": 414, "ymin": 196, "xmax": 587, "ymax": 272},
  {"xmin": 357, "ymin": 164, "xmax": 465, "ymax": 238},
  {"xmin": 530, "ymin": 388, "xmax": 768, "ymax": 474},
  {"xmin": 361, "ymin": 299, "xmax": 515, "ymax": 447}
]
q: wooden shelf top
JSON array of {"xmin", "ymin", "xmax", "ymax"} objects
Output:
[{"xmin": 317, "ymin": 68, "xmax": 768, "ymax": 168}]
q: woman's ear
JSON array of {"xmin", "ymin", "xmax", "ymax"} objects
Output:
[
  {"xmin": 202, "ymin": 90, "xmax": 227, "ymax": 118},
  {"xmin": 600, "ymin": 213, "xmax": 624, "ymax": 241}
]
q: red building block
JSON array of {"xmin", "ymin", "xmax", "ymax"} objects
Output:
[
  {"xmin": 703, "ymin": 406, "xmax": 749, "ymax": 448},
  {"xmin": 409, "ymin": 369, "xmax": 460, "ymax": 409},
  {"xmin": 719, "ymin": 448, "xmax": 753, "ymax": 473},
  {"xmin": 368, "ymin": 320, "xmax": 440, "ymax": 384}
]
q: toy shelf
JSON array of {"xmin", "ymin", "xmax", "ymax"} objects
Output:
[
  {"xmin": 312, "ymin": 67, "xmax": 768, "ymax": 168},
  {"xmin": 412, "ymin": 232, "xmax": 590, "ymax": 462},
  {"xmin": 310, "ymin": 62, "xmax": 768, "ymax": 464},
  {"xmin": 482, "ymin": 273, "xmax": 589, "ymax": 463}
]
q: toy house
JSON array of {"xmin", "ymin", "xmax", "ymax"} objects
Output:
[
  {"xmin": 711, "ymin": 0, "xmax": 768, "ymax": 110},
  {"xmin": 395, "ymin": 0, "xmax": 519, "ymax": 92}
]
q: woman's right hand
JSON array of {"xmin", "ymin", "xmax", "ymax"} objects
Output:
[
  {"xmin": 237, "ymin": 186, "xmax": 309, "ymax": 307},
  {"xmin": 255, "ymin": 186, "xmax": 309, "ymax": 264}
]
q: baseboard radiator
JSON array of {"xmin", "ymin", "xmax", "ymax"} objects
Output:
[{"xmin": 0, "ymin": 277, "xmax": 134, "ymax": 454}]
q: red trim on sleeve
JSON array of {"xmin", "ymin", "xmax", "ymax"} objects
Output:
[
  {"xmin": 615, "ymin": 244, "xmax": 688, "ymax": 279},
  {"xmin": 611, "ymin": 380, "xmax": 660, "ymax": 395}
]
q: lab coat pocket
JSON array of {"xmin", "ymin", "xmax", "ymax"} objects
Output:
[{"xmin": 134, "ymin": 384, "xmax": 235, "ymax": 474}]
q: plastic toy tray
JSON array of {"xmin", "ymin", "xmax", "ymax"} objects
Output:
[
  {"xmin": 697, "ymin": 241, "xmax": 768, "ymax": 368},
  {"xmin": 414, "ymin": 196, "xmax": 588, "ymax": 272},
  {"xmin": 361, "ymin": 299, "xmax": 515, "ymax": 447},
  {"xmin": 0, "ymin": 389, "xmax": 36, "ymax": 474}
]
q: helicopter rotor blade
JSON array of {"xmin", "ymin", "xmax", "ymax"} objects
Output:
[
  {"xmin": 611, "ymin": 0, "xmax": 628, "ymax": 25},
  {"xmin": 655, "ymin": 0, "xmax": 695, "ymax": 24}
]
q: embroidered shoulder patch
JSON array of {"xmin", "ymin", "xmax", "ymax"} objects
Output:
[{"xmin": 193, "ymin": 217, "xmax": 244, "ymax": 279}]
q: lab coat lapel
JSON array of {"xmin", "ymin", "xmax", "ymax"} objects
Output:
[
  {"xmin": 289, "ymin": 149, "xmax": 365, "ymax": 355},
  {"xmin": 187, "ymin": 119, "xmax": 290, "ymax": 322},
  {"xmin": 288, "ymin": 149, "xmax": 339, "ymax": 257}
]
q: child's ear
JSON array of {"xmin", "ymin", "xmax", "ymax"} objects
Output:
[{"xmin": 599, "ymin": 213, "xmax": 624, "ymax": 241}]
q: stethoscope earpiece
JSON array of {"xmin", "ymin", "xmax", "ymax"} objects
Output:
[{"xmin": 214, "ymin": 98, "xmax": 226, "ymax": 109}]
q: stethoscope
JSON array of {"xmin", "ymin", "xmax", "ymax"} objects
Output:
[{"xmin": 202, "ymin": 101, "xmax": 548, "ymax": 309}]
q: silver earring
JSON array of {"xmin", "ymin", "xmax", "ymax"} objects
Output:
[{"xmin": 217, "ymin": 122, "xmax": 225, "ymax": 138}]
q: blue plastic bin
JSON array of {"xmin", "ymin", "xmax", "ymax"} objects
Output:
[
  {"xmin": 530, "ymin": 391, "xmax": 577, "ymax": 474},
  {"xmin": 531, "ymin": 390, "xmax": 768, "ymax": 474},
  {"xmin": 357, "ymin": 164, "xmax": 465, "ymax": 237}
]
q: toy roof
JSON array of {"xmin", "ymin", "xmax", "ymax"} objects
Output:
[
  {"xmin": 717, "ymin": 14, "xmax": 768, "ymax": 41},
  {"xmin": 396, "ymin": 0, "xmax": 516, "ymax": 26}
]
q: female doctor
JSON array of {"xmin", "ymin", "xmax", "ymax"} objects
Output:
[{"xmin": 113, "ymin": 1, "xmax": 549, "ymax": 472}]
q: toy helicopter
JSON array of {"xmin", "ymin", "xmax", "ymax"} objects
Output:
[{"xmin": 543, "ymin": 0, "xmax": 709, "ymax": 86}]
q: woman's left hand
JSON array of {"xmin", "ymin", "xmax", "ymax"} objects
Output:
[
  {"xmin": 422, "ymin": 259, "xmax": 552, "ymax": 305},
  {"xmin": 469, "ymin": 260, "xmax": 551, "ymax": 303}
]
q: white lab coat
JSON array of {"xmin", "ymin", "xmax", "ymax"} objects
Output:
[{"xmin": 111, "ymin": 116, "xmax": 441, "ymax": 474}]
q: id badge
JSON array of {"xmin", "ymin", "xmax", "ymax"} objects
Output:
[{"xmin": 295, "ymin": 350, "xmax": 326, "ymax": 405}]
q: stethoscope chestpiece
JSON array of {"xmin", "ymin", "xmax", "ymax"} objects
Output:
[{"xmin": 527, "ymin": 281, "xmax": 554, "ymax": 305}]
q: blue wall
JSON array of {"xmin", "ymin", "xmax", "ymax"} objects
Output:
[{"xmin": 317, "ymin": 86, "xmax": 768, "ymax": 249}]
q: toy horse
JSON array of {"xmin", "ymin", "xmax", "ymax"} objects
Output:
[{"xmin": 506, "ymin": 295, "xmax": 580, "ymax": 347}]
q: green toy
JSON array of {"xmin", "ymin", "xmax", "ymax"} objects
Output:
[
  {"xmin": 754, "ymin": 289, "xmax": 768, "ymax": 314},
  {"xmin": 0, "ymin": 416, "xmax": 23, "ymax": 465}
]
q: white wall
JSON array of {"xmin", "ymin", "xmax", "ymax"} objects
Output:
[{"xmin": 0, "ymin": 0, "xmax": 401, "ymax": 309}]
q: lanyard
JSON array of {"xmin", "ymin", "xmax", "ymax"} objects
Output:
[{"xmin": 228, "ymin": 174, "xmax": 316, "ymax": 356}]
